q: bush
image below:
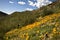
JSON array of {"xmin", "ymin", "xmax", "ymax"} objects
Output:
[{"xmin": 41, "ymin": 7, "xmax": 54, "ymax": 17}]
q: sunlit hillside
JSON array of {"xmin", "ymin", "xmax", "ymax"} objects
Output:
[
  {"xmin": 0, "ymin": 0, "xmax": 60, "ymax": 40},
  {"xmin": 4, "ymin": 13, "xmax": 60, "ymax": 40}
]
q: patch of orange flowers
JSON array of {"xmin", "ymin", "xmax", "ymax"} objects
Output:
[{"xmin": 5, "ymin": 13, "xmax": 60, "ymax": 40}]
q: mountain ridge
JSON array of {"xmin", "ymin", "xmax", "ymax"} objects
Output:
[{"xmin": 0, "ymin": 11, "xmax": 8, "ymax": 16}]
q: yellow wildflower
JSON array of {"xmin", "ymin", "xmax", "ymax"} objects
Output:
[
  {"xmin": 25, "ymin": 33, "xmax": 29, "ymax": 40},
  {"xmin": 36, "ymin": 30, "xmax": 40, "ymax": 33},
  {"xmin": 26, "ymin": 36, "xmax": 29, "ymax": 40},
  {"xmin": 55, "ymin": 22, "xmax": 59, "ymax": 27},
  {"xmin": 53, "ymin": 28, "xmax": 57, "ymax": 33}
]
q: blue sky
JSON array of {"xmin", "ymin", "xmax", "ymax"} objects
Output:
[{"xmin": 0, "ymin": 0, "xmax": 56, "ymax": 14}]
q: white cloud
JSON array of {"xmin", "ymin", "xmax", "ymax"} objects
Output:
[
  {"xmin": 28, "ymin": 0, "xmax": 35, "ymax": 6},
  {"xmin": 28, "ymin": 0, "xmax": 52, "ymax": 8},
  {"xmin": 9, "ymin": 1, "xmax": 14, "ymax": 4},
  {"xmin": 18, "ymin": 1, "xmax": 26, "ymax": 5},
  {"xmin": 25, "ymin": 8, "xmax": 33, "ymax": 11}
]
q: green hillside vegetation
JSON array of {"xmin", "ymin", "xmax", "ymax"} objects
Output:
[
  {"xmin": 0, "ymin": 0, "xmax": 60, "ymax": 40},
  {"xmin": 4, "ymin": 12, "xmax": 60, "ymax": 40},
  {"xmin": 0, "ymin": 11, "xmax": 8, "ymax": 21},
  {"xmin": 0, "ymin": 11, "xmax": 8, "ymax": 40}
]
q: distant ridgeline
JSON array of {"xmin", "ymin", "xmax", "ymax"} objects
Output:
[
  {"xmin": 0, "ymin": 11, "xmax": 8, "ymax": 21},
  {"xmin": 0, "ymin": 11, "xmax": 8, "ymax": 16}
]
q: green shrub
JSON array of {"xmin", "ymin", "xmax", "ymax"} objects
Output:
[{"xmin": 41, "ymin": 7, "xmax": 54, "ymax": 17}]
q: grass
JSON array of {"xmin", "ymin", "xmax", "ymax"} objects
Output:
[
  {"xmin": 0, "ymin": 0, "xmax": 60, "ymax": 40},
  {"xmin": 4, "ymin": 13, "xmax": 60, "ymax": 40}
]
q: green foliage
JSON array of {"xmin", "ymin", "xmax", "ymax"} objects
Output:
[
  {"xmin": 41, "ymin": 8, "xmax": 54, "ymax": 17},
  {"xmin": 4, "ymin": 14, "xmax": 60, "ymax": 40},
  {"xmin": 51, "ymin": 33, "xmax": 60, "ymax": 40},
  {"xmin": 0, "ymin": 11, "xmax": 40, "ymax": 40},
  {"xmin": 1, "ymin": 0, "xmax": 60, "ymax": 40}
]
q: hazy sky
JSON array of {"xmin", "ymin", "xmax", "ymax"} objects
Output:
[{"xmin": 0, "ymin": 0, "xmax": 56, "ymax": 14}]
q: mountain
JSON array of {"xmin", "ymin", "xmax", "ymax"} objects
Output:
[
  {"xmin": 0, "ymin": 11, "xmax": 8, "ymax": 20},
  {"xmin": 0, "ymin": 11, "xmax": 8, "ymax": 40},
  {"xmin": 0, "ymin": 0, "xmax": 60, "ymax": 40},
  {"xmin": 4, "ymin": 12, "xmax": 60, "ymax": 40},
  {"xmin": 0, "ymin": 11, "xmax": 7, "ymax": 16},
  {"xmin": 3, "ymin": 0, "xmax": 60, "ymax": 40}
]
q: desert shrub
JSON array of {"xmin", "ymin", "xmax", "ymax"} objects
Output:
[
  {"xmin": 0, "ymin": 11, "xmax": 40, "ymax": 34},
  {"xmin": 50, "ymin": 33, "xmax": 60, "ymax": 40},
  {"xmin": 41, "ymin": 7, "xmax": 54, "ymax": 17}
]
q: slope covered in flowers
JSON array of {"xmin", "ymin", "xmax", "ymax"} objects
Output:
[{"xmin": 4, "ymin": 13, "xmax": 60, "ymax": 40}]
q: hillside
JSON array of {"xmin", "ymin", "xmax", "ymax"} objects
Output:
[
  {"xmin": 1, "ymin": 0, "xmax": 60, "ymax": 32},
  {"xmin": 0, "ymin": 11, "xmax": 8, "ymax": 20},
  {"xmin": 4, "ymin": 13, "xmax": 60, "ymax": 40},
  {"xmin": 0, "ymin": 0, "xmax": 60, "ymax": 40},
  {"xmin": 0, "ymin": 11, "xmax": 8, "ymax": 40},
  {"xmin": 0, "ymin": 11, "xmax": 7, "ymax": 16}
]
